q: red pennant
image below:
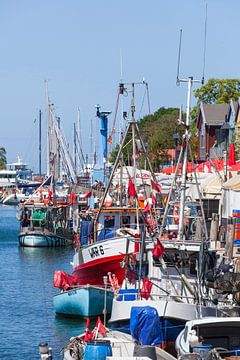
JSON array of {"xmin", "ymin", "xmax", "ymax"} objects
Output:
[
  {"xmin": 84, "ymin": 330, "xmax": 94, "ymax": 342},
  {"xmin": 85, "ymin": 318, "xmax": 90, "ymax": 330},
  {"xmin": 83, "ymin": 191, "xmax": 92, "ymax": 198},
  {"xmin": 228, "ymin": 143, "xmax": 236, "ymax": 166},
  {"xmin": 143, "ymin": 202, "xmax": 151, "ymax": 213},
  {"xmin": 151, "ymin": 192, "xmax": 156, "ymax": 205},
  {"xmin": 152, "ymin": 239, "xmax": 164, "ymax": 260},
  {"xmin": 140, "ymin": 278, "xmax": 153, "ymax": 300},
  {"xmin": 128, "ymin": 178, "xmax": 137, "ymax": 197},
  {"xmin": 95, "ymin": 316, "xmax": 106, "ymax": 335},
  {"xmin": 151, "ymin": 179, "xmax": 162, "ymax": 193},
  {"xmin": 48, "ymin": 189, "xmax": 53, "ymax": 201}
]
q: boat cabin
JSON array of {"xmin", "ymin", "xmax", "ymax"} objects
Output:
[{"xmin": 179, "ymin": 317, "xmax": 240, "ymax": 354}]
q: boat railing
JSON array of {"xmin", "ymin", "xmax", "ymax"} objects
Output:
[{"xmin": 115, "ymin": 289, "xmax": 199, "ymax": 303}]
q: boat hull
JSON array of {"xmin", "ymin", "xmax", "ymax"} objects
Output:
[
  {"xmin": 109, "ymin": 297, "xmax": 219, "ymax": 346},
  {"xmin": 53, "ymin": 285, "xmax": 114, "ymax": 317},
  {"xmin": 19, "ymin": 232, "xmax": 73, "ymax": 247},
  {"xmin": 72, "ymin": 236, "xmax": 135, "ymax": 285}
]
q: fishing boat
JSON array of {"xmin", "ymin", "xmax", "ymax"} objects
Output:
[
  {"xmin": 18, "ymin": 200, "xmax": 74, "ymax": 247},
  {"xmin": 53, "ymin": 284, "xmax": 114, "ymax": 318},
  {"xmin": 62, "ymin": 306, "xmax": 177, "ymax": 360},
  {"xmin": 18, "ymin": 88, "xmax": 83, "ymax": 247},
  {"xmin": 71, "ymin": 92, "xmax": 163, "ymax": 286},
  {"xmin": 175, "ymin": 317, "xmax": 240, "ymax": 358},
  {"xmin": 108, "ymin": 77, "xmax": 224, "ymax": 352}
]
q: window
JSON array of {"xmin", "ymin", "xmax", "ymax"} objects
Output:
[
  {"xmin": 121, "ymin": 216, "xmax": 130, "ymax": 228},
  {"xmin": 104, "ymin": 216, "xmax": 115, "ymax": 228}
]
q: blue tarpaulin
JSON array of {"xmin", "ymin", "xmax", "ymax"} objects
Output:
[
  {"xmin": 98, "ymin": 228, "xmax": 115, "ymax": 241},
  {"xmin": 130, "ymin": 306, "xmax": 163, "ymax": 346},
  {"xmin": 80, "ymin": 221, "xmax": 93, "ymax": 245}
]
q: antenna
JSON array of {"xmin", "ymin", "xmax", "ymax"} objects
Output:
[
  {"xmin": 202, "ymin": 2, "xmax": 208, "ymax": 84},
  {"xmin": 176, "ymin": 29, "xmax": 182, "ymax": 86}
]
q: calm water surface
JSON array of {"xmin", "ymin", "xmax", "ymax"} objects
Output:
[{"xmin": 0, "ymin": 205, "xmax": 86, "ymax": 359}]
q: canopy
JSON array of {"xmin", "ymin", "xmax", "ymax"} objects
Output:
[{"xmin": 159, "ymin": 159, "xmax": 224, "ymax": 175}]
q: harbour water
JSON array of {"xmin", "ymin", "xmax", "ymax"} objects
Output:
[{"xmin": 0, "ymin": 205, "xmax": 86, "ymax": 359}]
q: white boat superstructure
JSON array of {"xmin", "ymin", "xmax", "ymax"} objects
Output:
[{"xmin": 175, "ymin": 316, "xmax": 240, "ymax": 357}]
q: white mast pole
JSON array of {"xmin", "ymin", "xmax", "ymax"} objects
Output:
[
  {"xmin": 45, "ymin": 80, "xmax": 50, "ymax": 176},
  {"xmin": 77, "ymin": 108, "xmax": 82, "ymax": 173},
  {"xmin": 178, "ymin": 77, "xmax": 192, "ymax": 241}
]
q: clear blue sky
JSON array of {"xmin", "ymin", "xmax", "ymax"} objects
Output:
[{"xmin": 0, "ymin": 0, "xmax": 239, "ymax": 172}]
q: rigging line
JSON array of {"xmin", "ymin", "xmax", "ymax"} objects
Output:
[
  {"xmin": 109, "ymin": 88, "xmax": 121, "ymax": 149},
  {"xmin": 138, "ymin": 85, "xmax": 147, "ymax": 119},
  {"xmin": 202, "ymin": 2, "xmax": 208, "ymax": 81}
]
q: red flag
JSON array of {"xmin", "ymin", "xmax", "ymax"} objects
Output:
[
  {"xmin": 143, "ymin": 202, "xmax": 151, "ymax": 213},
  {"xmin": 84, "ymin": 330, "xmax": 94, "ymax": 342},
  {"xmin": 228, "ymin": 143, "xmax": 236, "ymax": 166},
  {"xmin": 83, "ymin": 191, "xmax": 92, "ymax": 198},
  {"xmin": 128, "ymin": 178, "xmax": 137, "ymax": 197},
  {"xmin": 152, "ymin": 239, "xmax": 164, "ymax": 260},
  {"xmin": 48, "ymin": 189, "xmax": 53, "ymax": 201},
  {"xmin": 140, "ymin": 278, "xmax": 153, "ymax": 300},
  {"xmin": 151, "ymin": 192, "xmax": 156, "ymax": 205},
  {"xmin": 85, "ymin": 318, "xmax": 90, "ymax": 330},
  {"xmin": 151, "ymin": 179, "xmax": 162, "ymax": 193},
  {"xmin": 95, "ymin": 316, "xmax": 106, "ymax": 335}
]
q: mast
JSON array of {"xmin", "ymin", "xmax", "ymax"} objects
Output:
[
  {"xmin": 45, "ymin": 80, "xmax": 50, "ymax": 176},
  {"xmin": 73, "ymin": 122, "xmax": 77, "ymax": 171},
  {"xmin": 39, "ymin": 109, "xmax": 42, "ymax": 176},
  {"xmin": 178, "ymin": 77, "xmax": 192, "ymax": 241},
  {"xmin": 77, "ymin": 108, "xmax": 82, "ymax": 173}
]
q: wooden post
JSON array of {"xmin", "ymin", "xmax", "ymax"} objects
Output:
[{"xmin": 225, "ymin": 217, "xmax": 234, "ymax": 261}]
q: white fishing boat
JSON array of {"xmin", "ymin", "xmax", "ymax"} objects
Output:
[
  {"xmin": 175, "ymin": 317, "xmax": 240, "ymax": 358},
  {"xmin": 62, "ymin": 306, "xmax": 177, "ymax": 360},
  {"xmin": 108, "ymin": 77, "xmax": 224, "ymax": 353},
  {"xmin": 71, "ymin": 86, "xmax": 164, "ymax": 286}
]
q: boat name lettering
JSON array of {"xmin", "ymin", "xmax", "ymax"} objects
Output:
[{"xmin": 88, "ymin": 245, "xmax": 104, "ymax": 258}]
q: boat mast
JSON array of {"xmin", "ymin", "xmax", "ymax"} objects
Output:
[
  {"xmin": 178, "ymin": 77, "xmax": 193, "ymax": 241},
  {"xmin": 39, "ymin": 109, "xmax": 42, "ymax": 176},
  {"xmin": 45, "ymin": 80, "xmax": 50, "ymax": 177}
]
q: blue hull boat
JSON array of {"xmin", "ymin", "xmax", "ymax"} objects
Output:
[
  {"xmin": 53, "ymin": 285, "xmax": 114, "ymax": 317},
  {"xmin": 19, "ymin": 232, "xmax": 72, "ymax": 247}
]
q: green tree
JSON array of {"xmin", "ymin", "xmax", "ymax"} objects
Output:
[
  {"xmin": 0, "ymin": 147, "xmax": 7, "ymax": 169},
  {"xmin": 109, "ymin": 107, "xmax": 185, "ymax": 170},
  {"xmin": 194, "ymin": 78, "xmax": 240, "ymax": 105}
]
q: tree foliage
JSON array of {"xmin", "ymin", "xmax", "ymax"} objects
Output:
[
  {"xmin": 194, "ymin": 78, "xmax": 240, "ymax": 105},
  {"xmin": 109, "ymin": 107, "xmax": 186, "ymax": 170},
  {"xmin": 0, "ymin": 147, "xmax": 7, "ymax": 169}
]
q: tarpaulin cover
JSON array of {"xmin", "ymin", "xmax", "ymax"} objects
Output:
[
  {"xmin": 80, "ymin": 221, "xmax": 93, "ymax": 245},
  {"xmin": 98, "ymin": 228, "xmax": 115, "ymax": 241},
  {"xmin": 53, "ymin": 270, "xmax": 79, "ymax": 291},
  {"xmin": 130, "ymin": 306, "xmax": 163, "ymax": 346}
]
